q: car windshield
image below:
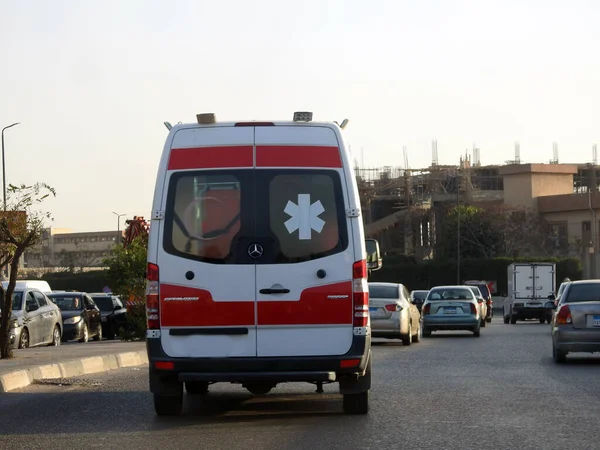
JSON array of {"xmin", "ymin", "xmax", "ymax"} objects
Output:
[
  {"xmin": 11, "ymin": 292, "xmax": 23, "ymax": 311},
  {"xmin": 49, "ymin": 296, "xmax": 83, "ymax": 311},
  {"xmin": 427, "ymin": 288, "xmax": 474, "ymax": 301},
  {"xmin": 368, "ymin": 285, "xmax": 399, "ymax": 299},
  {"xmin": 412, "ymin": 291, "xmax": 429, "ymax": 300},
  {"xmin": 92, "ymin": 297, "xmax": 114, "ymax": 312},
  {"xmin": 468, "ymin": 286, "xmax": 482, "ymax": 297},
  {"xmin": 564, "ymin": 284, "xmax": 600, "ymax": 303}
]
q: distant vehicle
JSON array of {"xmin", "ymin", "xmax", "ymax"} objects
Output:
[
  {"xmin": 421, "ymin": 285, "xmax": 483, "ymax": 337},
  {"xmin": 2, "ymin": 280, "xmax": 52, "ymax": 295},
  {"xmin": 503, "ymin": 263, "xmax": 556, "ymax": 324},
  {"xmin": 463, "ymin": 280, "xmax": 493, "ymax": 322},
  {"xmin": 47, "ymin": 292, "xmax": 102, "ymax": 343},
  {"xmin": 368, "ymin": 282, "xmax": 421, "ymax": 345},
  {"xmin": 552, "ymin": 280, "xmax": 600, "ymax": 363},
  {"xmin": 2, "ymin": 288, "xmax": 62, "ymax": 349},
  {"xmin": 410, "ymin": 290, "xmax": 429, "ymax": 313},
  {"xmin": 89, "ymin": 293, "xmax": 129, "ymax": 340},
  {"xmin": 466, "ymin": 285, "xmax": 488, "ymax": 328}
]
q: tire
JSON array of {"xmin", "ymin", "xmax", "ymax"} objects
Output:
[
  {"xmin": 503, "ymin": 316, "xmax": 510, "ymax": 324},
  {"xmin": 473, "ymin": 327, "xmax": 481, "ymax": 337},
  {"xmin": 486, "ymin": 316, "xmax": 492, "ymax": 323},
  {"xmin": 553, "ymin": 344, "xmax": 567, "ymax": 363},
  {"xmin": 422, "ymin": 327, "xmax": 432, "ymax": 337},
  {"xmin": 480, "ymin": 318, "xmax": 486, "ymax": 327},
  {"xmin": 412, "ymin": 321, "xmax": 421, "ymax": 343},
  {"xmin": 49, "ymin": 325, "xmax": 61, "ymax": 346},
  {"xmin": 343, "ymin": 390, "xmax": 369, "ymax": 415},
  {"xmin": 154, "ymin": 394, "xmax": 183, "ymax": 416},
  {"xmin": 93, "ymin": 324, "xmax": 103, "ymax": 341},
  {"xmin": 510, "ymin": 317, "xmax": 517, "ymax": 324},
  {"xmin": 78, "ymin": 323, "xmax": 89, "ymax": 343},
  {"xmin": 18, "ymin": 328, "xmax": 30, "ymax": 349},
  {"xmin": 401, "ymin": 321, "xmax": 412, "ymax": 346},
  {"xmin": 539, "ymin": 318, "xmax": 545, "ymax": 324},
  {"xmin": 185, "ymin": 381, "xmax": 209, "ymax": 395}
]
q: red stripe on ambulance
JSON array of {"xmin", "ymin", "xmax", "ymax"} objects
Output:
[
  {"xmin": 257, "ymin": 281, "xmax": 353, "ymax": 326},
  {"xmin": 256, "ymin": 146, "xmax": 342, "ymax": 168},
  {"xmin": 160, "ymin": 284, "xmax": 254, "ymax": 327},
  {"xmin": 168, "ymin": 146, "xmax": 253, "ymax": 170}
]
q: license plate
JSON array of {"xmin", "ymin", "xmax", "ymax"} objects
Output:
[
  {"xmin": 444, "ymin": 307, "xmax": 457, "ymax": 314},
  {"xmin": 369, "ymin": 307, "xmax": 378, "ymax": 312},
  {"xmin": 528, "ymin": 304, "xmax": 541, "ymax": 308},
  {"xmin": 594, "ymin": 315, "xmax": 600, "ymax": 327}
]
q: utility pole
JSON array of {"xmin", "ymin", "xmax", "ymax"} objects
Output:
[
  {"xmin": 1, "ymin": 122, "xmax": 20, "ymax": 211},
  {"xmin": 112, "ymin": 212, "xmax": 126, "ymax": 245},
  {"xmin": 457, "ymin": 164, "xmax": 461, "ymax": 284}
]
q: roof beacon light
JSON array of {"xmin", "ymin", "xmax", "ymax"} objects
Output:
[
  {"xmin": 163, "ymin": 122, "xmax": 173, "ymax": 131},
  {"xmin": 340, "ymin": 119, "xmax": 349, "ymax": 129},
  {"xmin": 293, "ymin": 111, "xmax": 313, "ymax": 122},
  {"xmin": 197, "ymin": 113, "xmax": 216, "ymax": 125}
]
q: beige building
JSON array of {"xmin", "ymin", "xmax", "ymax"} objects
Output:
[{"xmin": 25, "ymin": 228, "xmax": 122, "ymax": 269}]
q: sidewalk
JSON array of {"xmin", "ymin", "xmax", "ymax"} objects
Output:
[{"xmin": 0, "ymin": 340, "xmax": 147, "ymax": 393}]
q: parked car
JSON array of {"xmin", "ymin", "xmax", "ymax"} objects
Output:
[
  {"xmin": 554, "ymin": 280, "xmax": 571, "ymax": 307},
  {"xmin": 466, "ymin": 285, "xmax": 487, "ymax": 328},
  {"xmin": 89, "ymin": 293, "xmax": 129, "ymax": 340},
  {"xmin": 463, "ymin": 280, "xmax": 493, "ymax": 322},
  {"xmin": 421, "ymin": 285, "xmax": 482, "ymax": 337},
  {"xmin": 410, "ymin": 290, "xmax": 429, "ymax": 313},
  {"xmin": 1, "ymin": 283, "xmax": 63, "ymax": 349},
  {"xmin": 552, "ymin": 280, "xmax": 600, "ymax": 363},
  {"xmin": 368, "ymin": 282, "xmax": 421, "ymax": 345},
  {"xmin": 47, "ymin": 292, "xmax": 102, "ymax": 343}
]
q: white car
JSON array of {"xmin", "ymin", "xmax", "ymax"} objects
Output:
[
  {"xmin": 421, "ymin": 285, "xmax": 483, "ymax": 337},
  {"xmin": 145, "ymin": 111, "xmax": 382, "ymax": 416},
  {"xmin": 368, "ymin": 282, "xmax": 421, "ymax": 345}
]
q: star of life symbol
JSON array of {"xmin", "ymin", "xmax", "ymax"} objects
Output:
[{"xmin": 284, "ymin": 194, "xmax": 326, "ymax": 240}]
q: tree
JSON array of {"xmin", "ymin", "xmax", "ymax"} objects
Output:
[
  {"xmin": 436, "ymin": 205, "xmax": 502, "ymax": 260},
  {"xmin": 102, "ymin": 233, "xmax": 148, "ymax": 340},
  {"xmin": 0, "ymin": 183, "xmax": 55, "ymax": 359}
]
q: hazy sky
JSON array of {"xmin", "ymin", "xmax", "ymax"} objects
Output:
[{"xmin": 1, "ymin": 0, "xmax": 599, "ymax": 232}]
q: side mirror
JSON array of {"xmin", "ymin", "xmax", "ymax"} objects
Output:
[
  {"xmin": 548, "ymin": 294, "xmax": 556, "ymax": 301},
  {"xmin": 86, "ymin": 304, "xmax": 96, "ymax": 310},
  {"xmin": 365, "ymin": 239, "xmax": 382, "ymax": 271},
  {"xmin": 114, "ymin": 305, "xmax": 121, "ymax": 312},
  {"xmin": 26, "ymin": 304, "xmax": 39, "ymax": 313},
  {"xmin": 477, "ymin": 299, "xmax": 484, "ymax": 303}
]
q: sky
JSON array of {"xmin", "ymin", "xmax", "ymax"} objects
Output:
[{"xmin": 1, "ymin": 0, "xmax": 599, "ymax": 232}]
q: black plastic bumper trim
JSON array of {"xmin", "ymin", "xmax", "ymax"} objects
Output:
[{"xmin": 179, "ymin": 371, "xmax": 336, "ymax": 382}]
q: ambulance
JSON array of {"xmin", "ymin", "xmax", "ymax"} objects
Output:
[{"xmin": 145, "ymin": 111, "xmax": 382, "ymax": 416}]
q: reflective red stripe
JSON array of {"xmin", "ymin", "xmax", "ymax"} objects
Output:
[
  {"xmin": 160, "ymin": 284, "xmax": 254, "ymax": 327},
  {"xmin": 257, "ymin": 282, "xmax": 352, "ymax": 326},
  {"xmin": 168, "ymin": 146, "xmax": 253, "ymax": 170},
  {"xmin": 256, "ymin": 145, "xmax": 342, "ymax": 168}
]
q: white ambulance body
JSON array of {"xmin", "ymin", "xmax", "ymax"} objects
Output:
[{"xmin": 145, "ymin": 112, "xmax": 381, "ymax": 416}]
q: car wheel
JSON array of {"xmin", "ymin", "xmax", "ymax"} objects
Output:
[
  {"xmin": 422, "ymin": 327, "xmax": 432, "ymax": 337},
  {"xmin": 553, "ymin": 344, "xmax": 567, "ymax": 363},
  {"xmin": 93, "ymin": 324, "xmax": 103, "ymax": 341},
  {"xmin": 18, "ymin": 328, "xmax": 29, "ymax": 349},
  {"xmin": 503, "ymin": 316, "xmax": 510, "ymax": 324},
  {"xmin": 486, "ymin": 316, "xmax": 492, "ymax": 323},
  {"xmin": 106, "ymin": 327, "xmax": 116, "ymax": 340},
  {"xmin": 473, "ymin": 327, "xmax": 481, "ymax": 337},
  {"xmin": 343, "ymin": 390, "xmax": 369, "ymax": 415},
  {"xmin": 401, "ymin": 321, "xmax": 412, "ymax": 346},
  {"xmin": 78, "ymin": 323, "xmax": 89, "ymax": 343},
  {"xmin": 154, "ymin": 394, "xmax": 183, "ymax": 416},
  {"xmin": 510, "ymin": 316, "xmax": 517, "ymax": 324},
  {"xmin": 412, "ymin": 321, "xmax": 421, "ymax": 343},
  {"xmin": 480, "ymin": 317, "xmax": 486, "ymax": 327},
  {"xmin": 48, "ymin": 325, "xmax": 61, "ymax": 346}
]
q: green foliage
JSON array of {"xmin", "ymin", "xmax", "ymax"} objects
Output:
[
  {"xmin": 369, "ymin": 257, "xmax": 583, "ymax": 295},
  {"xmin": 41, "ymin": 270, "xmax": 109, "ymax": 292}
]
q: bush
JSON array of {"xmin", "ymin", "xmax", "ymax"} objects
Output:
[
  {"xmin": 368, "ymin": 257, "xmax": 583, "ymax": 294},
  {"xmin": 41, "ymin": 271, "xmax": 110, "ymax": 292}
]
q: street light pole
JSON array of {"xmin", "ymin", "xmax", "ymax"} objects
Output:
[
  {"xmin": 112, "ymin": 212, "xmax": 126, "ymax": 245},
  {"xmin": 457, "ymin": 167, "xmax": 461, "ymax": 284},
  {"xmin": 1, "ymin": 122, "xmax": 21, "ymax": 211}
]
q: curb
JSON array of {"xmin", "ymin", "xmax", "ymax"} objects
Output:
[{"xmin": 0, "ymin": 350, "xmax": 148, "ymax": 393}]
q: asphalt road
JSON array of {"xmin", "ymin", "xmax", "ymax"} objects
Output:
[{"xmin": 1, "ymin": 319, "xmax": 599, "ymax": 450}]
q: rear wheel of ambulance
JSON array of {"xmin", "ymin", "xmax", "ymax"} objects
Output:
[
  {"xmin": 342, "ymin": 358, "xmax": 371, "ymax": 415},
  {"xmin": 153, "ymin": 394, "xmax": 183, "ymax": 416}
]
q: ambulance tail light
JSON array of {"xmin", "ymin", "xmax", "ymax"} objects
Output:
[
  {"xmin": 146, "ymin": 263, "xmax": 160, "ymax": 330},
  {"xmin": 353, "ymin": 260, "xmax": 369, "ymax": 327}
]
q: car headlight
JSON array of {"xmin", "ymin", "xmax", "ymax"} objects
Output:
[
  {"xmin": 64, "ymin": 316, "xmax": 82, "ymax": 325},
  {"xmin": 9, "ymin": 319, "xmax": 19, "ymax": 329}
]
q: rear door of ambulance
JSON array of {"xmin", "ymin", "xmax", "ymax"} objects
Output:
[
  {"xmin": 253, "ymin": 125, "xmax": 356, "ymax": 357},
  {"xmin": 156, "ymin": 126, "xmax": 258, "ymax": 358}
]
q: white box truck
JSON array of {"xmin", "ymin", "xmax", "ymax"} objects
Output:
[{"xmin": 503, "ymin": 262, "xmax": 556, "ymax": 324}]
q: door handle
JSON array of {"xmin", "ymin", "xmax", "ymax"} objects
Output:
[{"xmin": 259, "ymin": 288, "xmax": 290, "ymax": 295}]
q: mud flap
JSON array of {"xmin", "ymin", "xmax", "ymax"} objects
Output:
[
  {"xmin": 339, "ymin": 352, "xmax": 372, "ymax": 395},
  {"xmin": 149, "ymin": 373, "xmax": 182, "ymax": 396}
]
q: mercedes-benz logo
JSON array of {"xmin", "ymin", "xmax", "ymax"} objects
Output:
[{"xmin": 248, "ymin": 243, "xmax": 264, "ymax": 259}]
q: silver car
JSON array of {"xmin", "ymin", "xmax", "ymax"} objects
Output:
[
  {"xmin": 467, "ymin": 285, "xmax": 488, "ymax": 328},
  {"xmin": 421, "ymin": 285, "xmax": 482, "ymax": 337},
  {"xmin": 552, "ymin": 280, "xmax": 600, "ymax": 363},
  {"xmin": 4, "ymin": 288, "xmax": 63, "ymax": 348},
  {"xmin": 368, "ymin": 282, "xmax": 421, "ymax": 345}
]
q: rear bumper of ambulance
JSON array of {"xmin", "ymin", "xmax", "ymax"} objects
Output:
[{"xmin": 146, "ymin": 333, "xmax": 371, "ymax": 385}]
